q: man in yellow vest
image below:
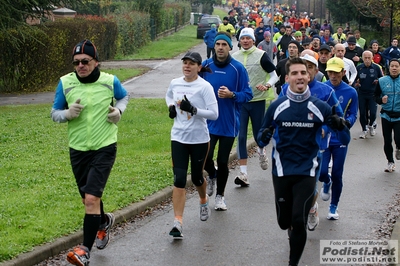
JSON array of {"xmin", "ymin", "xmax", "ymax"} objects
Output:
[
  {"xmin": 232, "ymin": 28, "xmax": 278, "ymax": 186},
  {"xmin": 51, "ymin": 39, "xmax": 129, "ymax": 266}
]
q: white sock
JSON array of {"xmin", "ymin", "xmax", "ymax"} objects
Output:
[
  {"xmin": 258, "ymin": 147, "xmax": 264, "ymax": 155},
  {"xmin": 240, "ymin": 165, "xmax": 247, "ymax": 174}
]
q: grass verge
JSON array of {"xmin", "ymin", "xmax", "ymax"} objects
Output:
[
  {"xmin": 114, "ymin": 25, "xmax": 203, "ymax": 60},
  {"xmin": 0, "ymin": 99, "xmax": 173, "ymax": 261}
]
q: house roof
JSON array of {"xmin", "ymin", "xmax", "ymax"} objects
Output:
[{"xmin": 52, "ymin": 7, "xmax": 76, "ymax": 15}]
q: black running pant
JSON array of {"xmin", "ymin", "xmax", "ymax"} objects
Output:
[
  {"xmin": 272, "ymin": 175, "xmax": 315, "ymax": 266},
  {"xmin": 171, "ymin": 141, "xmax": 209, "ymax": 188},
  {"xmin": 204, "ymin": 134, "xmax": 235, "ymax": 196},
  {"xmin": 381, "ymin": 117, "xmax": 400, "ymax": 163}
]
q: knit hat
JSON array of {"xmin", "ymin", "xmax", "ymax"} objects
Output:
[
  {"xmin": 370, "ymin": 39, "xmax": 379, "ymax": 46},
  {"xmin": 302, "ymin": 37, "xmax": 312, "ymax": 45},
  {"xmin": 73, "ymin": 40, "xmax": 99, "ymax": 61},
  {"xmin": 326, "ymin": 57, "xmax": 344, "ymax": 72},
  {"xmin": 211, "ymin": 24, "xmax": 216, "ymax": 28},
  {"xmin": 264, "ymin": 31, "xmax": 271, "ymax": 37},
  {"xmin": 347, "ymin": 36, "xmax": 357, "ymax": 45},
  {"xmin": 181, "ymin": 51, "xmax": 202, "ymax": 64},
  {"xmin": 294, "ymin": 31, "xmax": 302, "ymax": 37},
  {"xmin": 214, "ymin": 34, "xmax": 233, "ymax": 49},
  {"xmin": 288, "ymin": 40, "xmax": 301, "ymax": 50},
  {"xmin": 239, "ymin": 28, "xmax": 256, "ymax": 41}
]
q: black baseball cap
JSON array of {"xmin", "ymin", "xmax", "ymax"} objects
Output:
[
  {"xmin": 181, "ymin": 52, "xmax": 202, "ymax": 64},
  {"xmin": 319, "ymin": 44, "xmax": 331, "ymax": 52}
]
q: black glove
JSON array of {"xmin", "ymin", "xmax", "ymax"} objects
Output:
[
  {"xmin": 327, "ymin": 106, "xmax": 346, "ymax": 131},
  {"xmin": 227, "ymin": 29, "xmax": 231, "ymax": 33},
  {"xmin": 180, "ymin": 95, "xmax": 197, "ymax": 115},
  {"xmin": 169, "ymin": 105, "xmax": 176, "ymax": 119},
  {"xmin": 345, "ymin": 120, "xmax": 351, "ymax": 129},
  {"xmin": 260, "ymin": 126, "xmax": 274, "ymax": 145}
]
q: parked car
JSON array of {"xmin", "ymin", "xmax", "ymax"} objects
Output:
[{"xmin": 196, "ymin": 15, "xmax": 221, "ymax": 39}]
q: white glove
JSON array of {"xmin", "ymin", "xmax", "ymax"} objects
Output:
[
  {"xmin": 107, "ymin": 106, "xmax": 121, "ymax": 123},
  {"xmin": 65, "ymin": 99, "xmax": 84, "ymax": 120}
]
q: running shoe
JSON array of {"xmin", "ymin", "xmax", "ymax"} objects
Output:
[
  {"xmin": 67, "ymin": 245, "xmax": 90, "ymax": 266},
  {"xmin": 385, "ymin": 162, "xmax": 396, "ymax": 173},
  {"xmin": 234, "ymin": 172, "xmax": 249, "ymax": 186},
  {"xmin": 206, "ymin": 176, "xmax": 216, "ymax": 197},
  {"xmin": 327, "ymin": 204, "xmax": 339, "ymax": 220},
  {"xmin": 320, "ymin": 181, "xmax": 332, "ymax": 201},
  {"xmin": 259, "ymin": 154, "xmax": 269, "ymax": 170},
  {"xmin": 95, "ymin": 213, "xmax": 115, "ymax": 250},
  {"xmin": 396, "ymin": 149, "xmax": 400, "ymax": 160},
  {"xmin": 200, "ymin": 195, "xmax": 210, "ymax": 221},
  {"xmin": 369, "ymin": 125, "xmax": 376, "ymax": 136},
  {"xmin": 169, "ymin": 219, "xmax": 183, "ymax": 239},
  {"xmin": 359, "ymin": 130, "xmax": 368, "ymax": 139},
  {"xmin": 372, "ymin": 121, "xmax": 377, "ymax": 129},
  {"xmin": 307, "ymin": 202, "xmax": 319, "ymax": 231},
  {"xmin": 215, "ymin": 195, "xmax": 227, "ymax": 211}
]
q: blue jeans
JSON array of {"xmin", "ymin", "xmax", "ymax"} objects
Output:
[{"xmin": 237, "ymin": 100, "xmax": 266, "ymax": 160}]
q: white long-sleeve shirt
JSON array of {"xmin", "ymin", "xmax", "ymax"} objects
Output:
[{"xmin": 166, "ymin": 76, "xmax": 218, "ymax": 144}]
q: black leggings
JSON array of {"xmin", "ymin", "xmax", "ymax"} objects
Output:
[
  {"xmin": 204, "ymin": 134, "xmax": 235, "ymax": 196},
  {"xmin": 358, "ymin": 93, "xmax": 377, "ymax": 131},
  {"xmin": 272, "ymin": 175, "xmax": 315, "ymax": 266},
  {"xmin": 171, "ymin": 141, "xmax": 209, "ymax": 188},
  {"xmin": 381, "ymin": 117, "xmax": 400, "ymax": 163}
]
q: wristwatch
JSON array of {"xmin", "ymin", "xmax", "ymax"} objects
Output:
[{"xmin": 232, "ymin": 92, "xmax": 236, "ymax": 99}]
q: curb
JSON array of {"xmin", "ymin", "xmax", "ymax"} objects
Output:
[{"xmin": 1, "ymin": 141, "xmax": 257, "ymax": 266}]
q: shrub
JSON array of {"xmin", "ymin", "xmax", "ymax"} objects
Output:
[{"xmin": 0, "ymin": 17, "xmax": 118, "ymax": 93}]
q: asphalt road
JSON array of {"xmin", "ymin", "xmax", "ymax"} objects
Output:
[{"xmin": 2, "ymin": 41, "xmax": 400, "ymax": 266}]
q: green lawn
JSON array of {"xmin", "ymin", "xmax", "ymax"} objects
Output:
[{"xmin": 0, "ymin": 99, "xmax": 173, "ymax": 261}]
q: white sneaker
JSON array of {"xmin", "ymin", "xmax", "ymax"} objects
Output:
[
  {"xmin": 234, "ymin": 172, "xmax": 249, "ymax": 186},
  {"xmin": 385, "ymin": 162, "xmax": 396, "ymax": 173},
  {"xmin": 307, "ymin": 202, "xmax": 319, "ymax": 231},
  {"xmin": 320, "ymin": 181, "xmax": 332, "ymax": 201},
  {"xmin": 327, "ymin": 205, "xmax": 339, "ymax": 220},
  {"xmin": 259, "ymin": 154, "xmax": 269, "ymax": 170},
  {"xmin": 206, "ymin": 176, "xmax": 216, "ymax": 197},
  {"xmin": 200, "ymin": 195, "xmax": 210, "ymax": 221},
  {"xmin": 215, "ymin": 195, "xmax": 227, "ymax": 211},
  {"xmin": 359, "ymin": 130, "xmax": 368, "ymax": 139},
  {"xmin": 169, "ymin": 219, "xmax": 183, "ymax": 239},
  {"xmin": 396, "ymin": 149, "xmax": 400, "ymax": 160},
  {"xmin": 369, "ymin": 126, "xmax": 376, "ymax": 136}
]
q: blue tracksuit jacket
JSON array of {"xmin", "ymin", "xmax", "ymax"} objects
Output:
[{"xmin": 200, "ymin": 55, "xmax": 253, "ymax": 137}]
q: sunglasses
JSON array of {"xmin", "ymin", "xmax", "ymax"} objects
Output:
[{"xmin": 72, "ymin": 58, "xmax": 94, "ymax": 66}]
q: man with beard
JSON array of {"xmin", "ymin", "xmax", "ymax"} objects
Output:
[{"xmin": 200, "ymin": 32, "xmax": 253, "ymax": 210}]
